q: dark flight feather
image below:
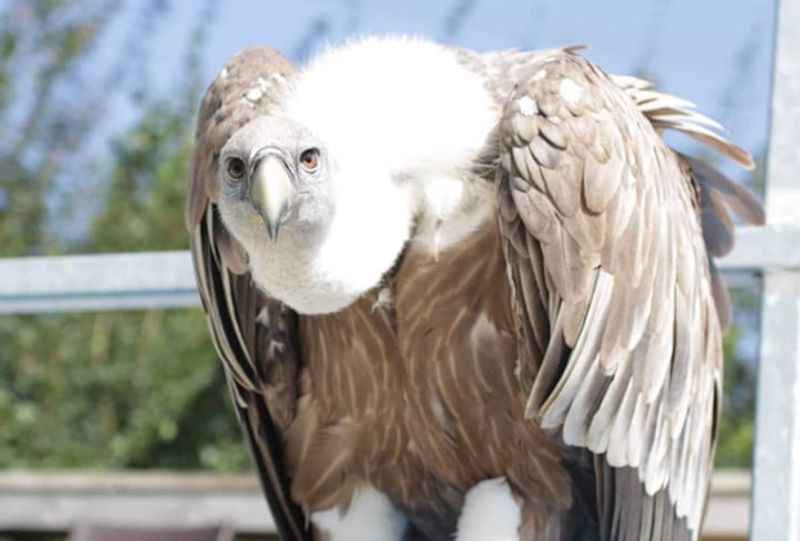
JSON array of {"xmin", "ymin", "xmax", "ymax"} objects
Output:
[{"xmin": 186, "ymin": 48, "xmax": 310, "ymax": 541}]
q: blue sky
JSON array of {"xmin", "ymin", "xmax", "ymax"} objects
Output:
[
  {"xmin": 0, "ymin": 0, "xmax": 776, "ymax": 248},
  {"xmin": 81, "ymin": 0, "xmax": 775, "ymax": 189}
]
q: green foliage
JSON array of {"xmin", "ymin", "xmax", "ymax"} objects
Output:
[
  {"xmin": 715, "ymin": 288, "xmax": 759, "ymax": 468},
  {"xmin": 0, "ymin": 0, "xmax": 250, "ymax": 471},
  {"xmin": 0, "ymin": 100, "xmax": 251, "ymax": 471}
]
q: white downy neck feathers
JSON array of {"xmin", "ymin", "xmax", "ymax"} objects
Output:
[{"xmin": 248, "ymin": 36, "xmax": 498, "ymax": 314}]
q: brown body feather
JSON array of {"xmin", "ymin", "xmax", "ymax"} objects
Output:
[{"xmin": 287, "ymin": 217, "xmax": 573, "ymax": 537}]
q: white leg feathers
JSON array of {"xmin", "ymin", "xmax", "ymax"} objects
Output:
[
  {"xmin": 311, "ymin": 486, "xmax": 407, "ymax": 541},
  {"xmin": 310, "ymin": 479, "xmax": 522, "ymax": 541},
  {"xmin": 456, "ymin": 477, "xmax": 522, "ymax": 541}
]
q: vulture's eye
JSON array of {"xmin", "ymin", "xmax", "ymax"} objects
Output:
[
  {"xmin": 299, "ymin": 148, "xmax": 320, "ymax": 172},
  {"xmin": 226, "ymin": 157, "xmax": 246, "ymax": 180}
]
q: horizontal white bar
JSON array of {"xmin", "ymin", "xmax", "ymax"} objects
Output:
[
  {"xmin": 0, "ymin": 251, "xmax": 201, "ymax": 314},
  {"xmin": 0, "ymin": 472, "xmax": 275, "ymax": 534},
  {"xmin": 0, "ymin": 224, "xmax": 796, "ymax": 314},
  {"xmin": 0, "ymin": 470, "xmax": 748, "ymax": 536},
  {"xmin": 717, "ymin": 224, "xmax": 800, "ymax": 271}
]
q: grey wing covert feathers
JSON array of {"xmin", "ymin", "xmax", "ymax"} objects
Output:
[
  {"xmin": 486, "ymin": 50, "xmax": 761, "ymax": 541},
  {"xmin": 185, "ymin": 48, "xmax": 311, "ymax": 541}
]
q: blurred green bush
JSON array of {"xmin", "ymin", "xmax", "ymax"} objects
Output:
[{"xmin": 0, "ymin": 0, "xmax": 250, "ymax": 471}]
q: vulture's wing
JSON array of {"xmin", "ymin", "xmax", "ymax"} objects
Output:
[
  {"xmin": 496, "ymin": 51, "xmax": 760, "ymax": 540},
  {"xmin": 186, "ymin": 49, "xmax": 311, "ymax": 541}
]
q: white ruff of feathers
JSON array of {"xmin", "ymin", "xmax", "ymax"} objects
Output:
[{"xmin": 249, "ymin": 36, "xmax": 498, "ymax": 315}]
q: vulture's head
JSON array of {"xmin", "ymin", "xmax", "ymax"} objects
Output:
[
  {"xmin": 216, "ymin": 37, "xmax": 498, "ymax": 316},
  {"xmin": 216, "ymin": 112, "xmax": 421, "ymax": 316},
  {"xmin": 218, "ymin": 117, "xmax": 334, "ymax": 245}
]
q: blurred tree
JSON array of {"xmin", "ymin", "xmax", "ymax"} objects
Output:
[
  {"xmin": 715, "ymin": 283, "xmax": 761, "ymax": 468},
  {"xmin": 0, "ymin": 0, "xmax": 249, "ymax": 471}
]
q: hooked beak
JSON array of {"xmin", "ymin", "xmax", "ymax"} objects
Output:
[{"xmin": 249, "ymin": 154, "xmax": 294, "ymax": 241}]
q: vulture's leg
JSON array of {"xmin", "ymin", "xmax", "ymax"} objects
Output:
[
  {"xmin": 310, "ymin": 485, "xmax": 408, "ymax": 541},
  {"xmin": 454, "ymin": 478, "xmax": 522, "ymax": 541},
  {"xmin": 455, "ymin": 477, "xmax": 582, "ymax": 541}
]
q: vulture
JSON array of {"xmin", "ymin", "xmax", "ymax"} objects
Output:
[{"xmin": 186, "ymin": 36, "xmax": 764, "ymax": 541}]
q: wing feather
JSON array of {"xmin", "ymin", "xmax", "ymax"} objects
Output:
[
  {"xmin": 186, "ymin": 48, "xmax": 310, "ymax": 541},
  {"xmin": 494, "ymin": 50, "xmax": 759, "ymax": 540}
]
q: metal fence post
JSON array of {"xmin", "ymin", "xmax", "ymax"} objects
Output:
[{"xmin": 750, "ymin": 0, "xmax": 800, "ymax": 539}]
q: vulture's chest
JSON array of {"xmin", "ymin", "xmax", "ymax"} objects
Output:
[{"xmin": 292, "ymin": 219, "xmax": 569, "ymax": 514}]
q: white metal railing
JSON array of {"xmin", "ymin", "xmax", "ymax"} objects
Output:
[
  {"xmin": 2, "ymin": 225, "xmax": 796, "ymax": 315},
  {"xmin": 1, "ymin": 1, "xmax": 798, "ymax": 538},
  {"xmin": 750, "ymin": 1, "xmax": 800, "ymax": 540},
  {"xmin": 0, "ymin": 251, "xmax": 198, "ymax": 314}
]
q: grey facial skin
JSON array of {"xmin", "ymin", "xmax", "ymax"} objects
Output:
[{"xmin": 217, "ymin": 116, "xmax": 333, "ymax": 244}]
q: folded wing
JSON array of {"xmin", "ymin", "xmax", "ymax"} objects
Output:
[
  {"xmin": 495, "ymin": 50, "xmax": 759, "ymax": 540},
  {"xmin": 186, "ymin": 48, "xmax": 310, "ymax": 541}
]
